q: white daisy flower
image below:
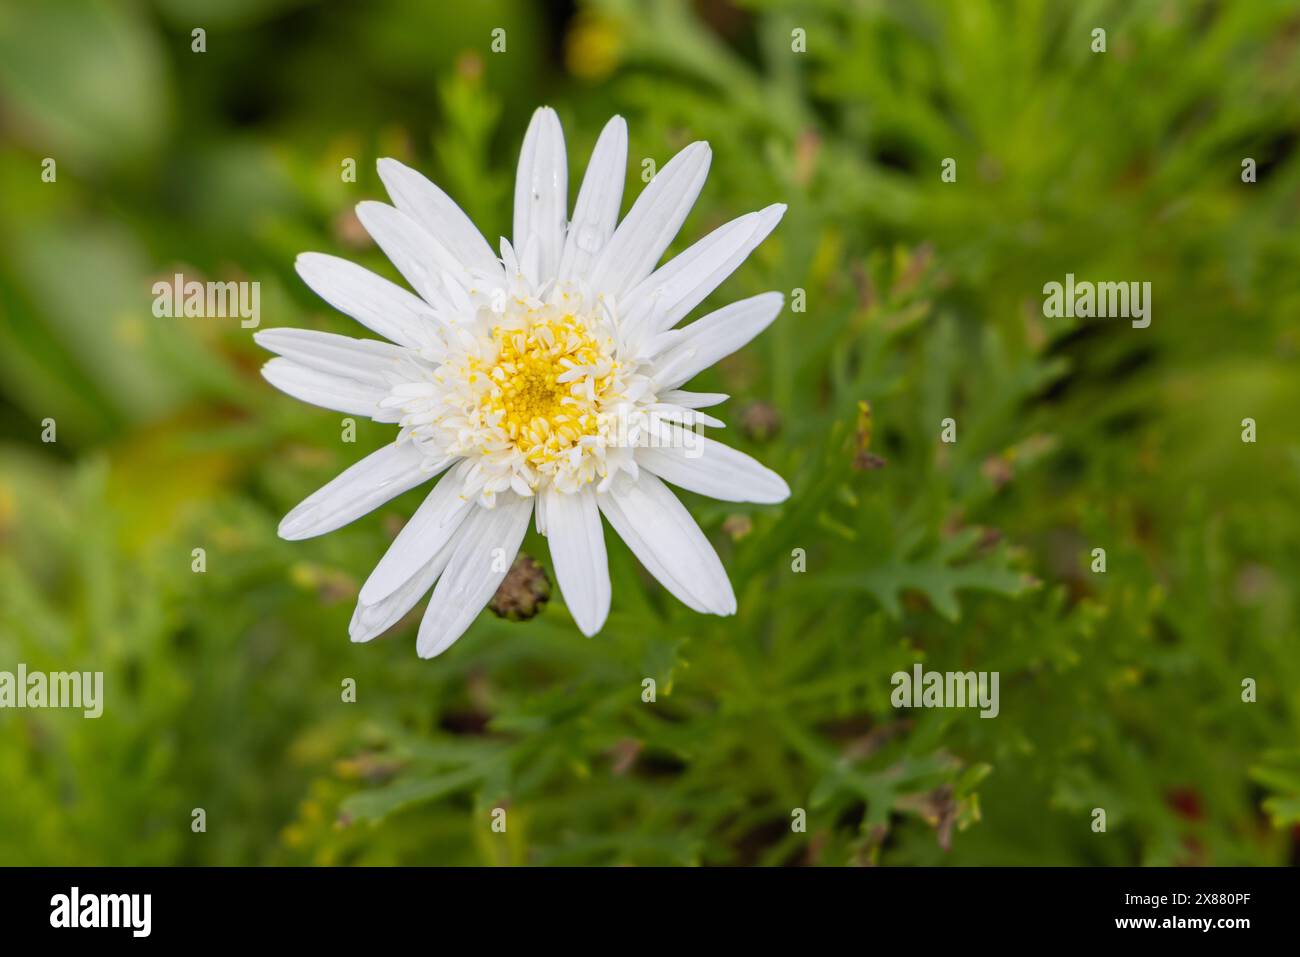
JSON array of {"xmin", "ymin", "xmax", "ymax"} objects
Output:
[{"xmin": 258, "ymin": 108, "xmax": 790, "ymax": 657}]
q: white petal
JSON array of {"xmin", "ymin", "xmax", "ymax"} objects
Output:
[
  {"xmin": 659, "ymin": 389, "xmax": 729, "ymax": 409},
  {"xmin": 597, "ymin": 472, "xmax": 735, "ymax": 616},
  {"xmin": 295, "ymin": 253, "xmax": 439, "ymax": 349},
  {"xmin": 416, "ymin": 494, "xmax": 534, "ymax": 658},
  {"xmin": 619, "ymin": 212, "xmax": 755, "ymax": 334},
  {"xmin": 376, "ymin": 158, "xmax": 504, "ymax": 282},
  {"xmin": 254, "ymin": 328, "xmax": 409, "ymax": 385},
  {"xmin": 647, "ymin": 405, "xmax": 725, "ymax": 430},
  {"xmin": 350, "ymin": 535, "xmax": 457, "ymax": 643},
  {"xmin": 637, "ymin": 436, "xmax": 789, "ymax": 504},
  {"xmin": 543, "ymin": 486, "xmax": 610, "ymax": 636},
  {"xmin": 513, "ymin": 106, "xmax": 567, "ymax": 284},
  {"xmin": 515, "ymin": 231, "xmax": 543, "ymax": 289},
  {"xmin": 358, "ymin": 462, "xmax": 475, "ymax": 605},
  {"xmin": 557, "ymin": 115, "xmax": 627, "ymax": 282},
  {"xmin": 598, "ymin": 493, "xmax": 705, "ymax": 613},
  {"xmin": 354, "ymin": 201, "xmax": 465, "ymax": 313},
  {"xmin": 623, "ymin": 203, "xmax": 785, "ymax": 336},
  {"xmin": 261, "ymin": 357, "xmax": 397, "ymax": 421},
  {"xmin": 278, "ymin": 441, "xmax": 451, "ymax": 541},
  {"xmin": 652, "ymin": 291, "xmax": 784, "ymax": 390},
  {"xmin": 588, "ymin": 141, "xmax": 711, "ymax": 298}
]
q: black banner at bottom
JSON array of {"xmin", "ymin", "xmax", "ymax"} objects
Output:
[{"xmin": 0, "ymin": 866, "xmax": 1290, "ymax": 942}]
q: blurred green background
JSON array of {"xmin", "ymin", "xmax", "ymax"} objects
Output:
[{"xmin": 1, "ymin": 0, "xmax": 1299, "ymax": 866}]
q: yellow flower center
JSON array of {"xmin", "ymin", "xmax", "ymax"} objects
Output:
[{"xmin": 479, "ymin": 312, "xmax": 614, "ymax": 470}]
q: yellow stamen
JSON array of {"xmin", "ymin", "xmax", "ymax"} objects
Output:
[{"xmin": 478, "ymin": 311, "xmax": 613, "ymax": 471}]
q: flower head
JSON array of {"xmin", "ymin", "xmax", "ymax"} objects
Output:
[{"xmin": 259, "ymin": 108, "xmax": 790, "ymax": 657}]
